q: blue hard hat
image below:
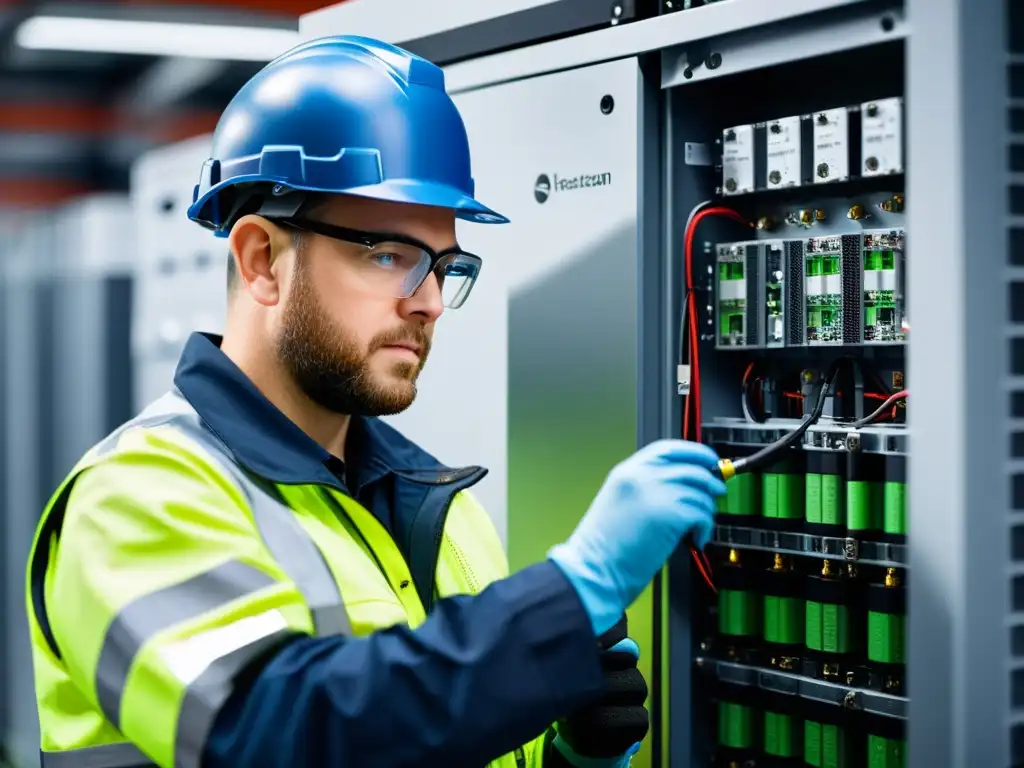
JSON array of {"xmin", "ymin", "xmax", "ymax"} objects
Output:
[{"xmin": 187, "ymin": 35, "xmax": 508, "ymax": 236}]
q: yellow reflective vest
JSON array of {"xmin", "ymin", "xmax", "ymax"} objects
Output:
[{"xmin": 26, "ymin": 389, "xmax": 550, "ymax": 768}]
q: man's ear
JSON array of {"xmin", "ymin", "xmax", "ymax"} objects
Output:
[{"xmin": 228, "ymin": 215, "xmax": 286, "ymax": 307}]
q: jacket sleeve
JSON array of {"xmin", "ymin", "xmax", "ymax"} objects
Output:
[{"xmin": 49, "ymin": 427, "xmax": 606, "ymax": 768}]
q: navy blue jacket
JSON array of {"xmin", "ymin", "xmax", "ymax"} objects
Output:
[{"xmin": 173, "ymin": 334, "xmax": 605, "ymax": 767}]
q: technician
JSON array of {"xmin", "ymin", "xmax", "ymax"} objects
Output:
[{"xmin": 26, "ymin": 35, "xmax": 725, "ymax": 768}]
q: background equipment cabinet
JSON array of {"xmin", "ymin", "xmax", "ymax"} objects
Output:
[{"xmin": 301, "ymin": 1, "xmax": 1016, "ymax": 766}]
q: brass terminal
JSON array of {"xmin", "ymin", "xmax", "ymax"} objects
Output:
[
  {"xmin": 717, "ymin": 458, "xmax": 736, "ymax": 481},
  {"xmin": 821, "ymin": 558, "xmax": 835, "ymax": 578},
  {"xmin": 728, "ymin": 548, "xmax": 740, "ymax": 565},
  {"xmin": 884, "ymin": 567, "xmax": 900, "ymax": 588},
  {"xmin": 772, "ymin": 553, "xmax": 787, "ymax": 571}
]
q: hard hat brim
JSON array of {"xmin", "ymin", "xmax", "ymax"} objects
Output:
[{"xmin": 189, "ymin": 176, "xmax": 509, "ymax": 236}]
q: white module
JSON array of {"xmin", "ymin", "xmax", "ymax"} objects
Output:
[
  {"xmin": 812, "ymin": 108, "xmax": 849, "ymax": 184},
  {"xmin": 765, "ymin": 115, "xmax": 802, "ymax": 189},
  {"xmin": 721, "ymin": 124, "xmax": 755, "ymax": 196},
  {"xmin": 861, "ymin": 97, "xmax": 904, "ymax": 176}
]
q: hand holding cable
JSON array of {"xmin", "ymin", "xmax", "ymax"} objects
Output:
[{"xmin": 548, "ymin": 440, "xmax": 726, "ymax": 636}]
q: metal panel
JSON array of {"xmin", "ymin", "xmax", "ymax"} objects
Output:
[
  {"xmin": 383, "ymin": 57, "xmax": 642, "ymax": 545},
  {"xmin": 905, "ymin": 0, "xmax": 1007, "ymax": 766},
  {"xmin": 300, "ymin": 0, "xmax": 567, "ymax": 48},
  {"xmin": 399, "ymin": 0, "xmax": 647, "ymax": 68},
  {"xmin": 129, "ymin": 134, "xmax": 223, "ymax": 410},
  {"xmin": 3, "ymin": 213, "xmax": 51, "ymax": 767},
  {"xmin": 49, "ymin": 196, "xmax": 135, "ymax": 484},
  {"xmin": 659, "ymin": 1, "xmax": 904, "ymax": 89},
  {"xmin": 436, "ymin": 0, "xmax": 871, "ymax": 94}
]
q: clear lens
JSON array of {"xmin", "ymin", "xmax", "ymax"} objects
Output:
[
  {"xmin": 438, "ymin": 254, "xmax": 481, "ymax": 309},
  {"xmin": 357, "ymin": 242, "xmax": 480, "ymax": 308}
]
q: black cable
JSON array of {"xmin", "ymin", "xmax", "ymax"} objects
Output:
[
  {"xmin": 714, "ymin": 357, "xmax": 845, "ymax": 480},
  {"xmin": 851, "ymin": 390, "xmax": 909, "ymax": 429}
]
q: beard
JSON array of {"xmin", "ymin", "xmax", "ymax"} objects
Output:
[{"xmin": 277, "ymin": 258, "xmax": 431, "ymax": 417}]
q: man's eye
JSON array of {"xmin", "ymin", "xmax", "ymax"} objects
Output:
[{"xmin": 371, "ymin": 252, "xmax": 396, "ymax": 268}]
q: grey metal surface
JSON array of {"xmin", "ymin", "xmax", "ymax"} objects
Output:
[
  {"xmin": 702, "ymin": 418, "xmax": 909, "ymax": 455},
  {"xmin": 300, "ymin": 0, "xmax": 560, "ymax": 45},
  {"xmin": 695, "ymin": 658, "xmax": 908, "ymax": 719},
  {"xmin": 437, "ymin": 0, "xmax": 872, "ymax": 94},
  {"xmin": 3, "ymin": 214, "xmax": 52, "ymax": 768},
  {"xmin": 712, "ymin": 524, "xmax": 907, "ymax": 567},
  {"xmin": 906, "ymin": 0, "xmax": 1007, "ymax": 766},
  {"xmin": 660, "ymin": 1, "xmax": 904, "ymax": 89}
]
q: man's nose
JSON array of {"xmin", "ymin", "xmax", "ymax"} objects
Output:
[{"xmin": 399, "ymin": 271, "xmax": 445, "ymax": 322}]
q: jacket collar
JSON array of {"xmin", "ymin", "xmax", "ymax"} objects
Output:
[{"xmin": 172, "ymin": 332, "xmax": 462, "ymax": 490}]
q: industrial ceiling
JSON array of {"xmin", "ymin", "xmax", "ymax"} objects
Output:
[{"xmin": 0, "ymin": 0, "xmax": 335, "ymax": 207}]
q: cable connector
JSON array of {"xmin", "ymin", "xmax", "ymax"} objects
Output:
[{"xmin": 677, "ymin": 364, "xmax": 691, "ymax": 395}]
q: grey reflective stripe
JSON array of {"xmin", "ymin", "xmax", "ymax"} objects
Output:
[
  {"xmin": 52, "ymin": 389, "xmax": 352, "ymax": 768},
  {"xmin": 173, "ymin": 625, "xmax": 293, "ymax": 768},
  {"xmin": 165, "ymin": 412, "xmax": 352, "ymax": 637},
  {"xmin": 101, "ymin": 389, "xmax": 351, "ymax": 637},
  {"xmin": 41, "ymin": 742, "xmax": 154, "ymax": 767},
  {"xmin": 95, "ymin": 559, "xmax": 277, "ymax": 731}
]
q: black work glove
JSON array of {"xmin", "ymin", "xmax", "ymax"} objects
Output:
[{"xmin": 548, "ymin": 615, "xmax": 650, "ymax": 764}]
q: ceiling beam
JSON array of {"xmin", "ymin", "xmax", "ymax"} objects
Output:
[
  {"xmin": 118, "ymin": 56, "xmax": 229, "ymax": 114},
  {"xmin": 122, "ymin": 0, "xmax": 340, "ymax": 15},
  {"xmin": 0, "ymin": 100, "xmax": 219, "ymax": 140}
]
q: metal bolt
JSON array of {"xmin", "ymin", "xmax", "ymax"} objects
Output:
[
  {"xmin": 725, "ymin": 178, "xmax": 737, "ymax": 192},
  {"xmin": 842, "ymin": 691, "xmax": 859, "ymax": 709},
  {"xmin": 768, "ymin": 170, "xmax": 782, "ymax": 185},
  {"xmin": 865, "ymin": 156, "xmax": 879, "ymax": 172},
  {"xmin": 817, "ymin": 162, "xmax": 830, "ymax": 178},
  {"xmin": 844, "ymin": 433, "xmax": 861, "ymax": 451}
]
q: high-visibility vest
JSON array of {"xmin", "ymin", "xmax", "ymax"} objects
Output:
[{"xmin": 26, "ymin": 389, "xmax": 544, "ymax": 768}]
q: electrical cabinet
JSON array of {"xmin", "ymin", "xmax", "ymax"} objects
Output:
[
  {"xmin": 0, "ymin": 195, "xmax": 134, "ymax": 768},
  {"xmin": 296, "ymin": 1, "xmax": 1010, "ymax": 765},
  {"xmin": 130, "ymin": 134, "xmax": 225, "ymax": 410}
]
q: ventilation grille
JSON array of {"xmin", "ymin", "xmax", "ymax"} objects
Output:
[{"xmin": 1009, "ymin": 1, "xmax": 1024, "ymax": 763}]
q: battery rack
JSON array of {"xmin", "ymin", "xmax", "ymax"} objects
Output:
[{"xmin": 670, "ymin": 40, "xmax": 909, "ymax": 768}]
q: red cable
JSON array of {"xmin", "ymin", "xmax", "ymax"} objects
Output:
[{"xmin": 682, "ymin": 206, "xmax": 748, "ymax": 593}]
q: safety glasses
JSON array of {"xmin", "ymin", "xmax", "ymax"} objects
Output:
[{"xmin": 269, "ymin": 217, "xmax": 482, "ymax": 309}]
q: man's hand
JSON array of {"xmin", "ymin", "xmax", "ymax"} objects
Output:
[{"xmin": 550, "ymin": 616, "xmax": 649, "ymax": 766}]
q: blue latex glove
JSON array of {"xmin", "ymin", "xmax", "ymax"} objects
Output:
[
  {"xmin": 549, "ymin": 439, "xmax": 725, "ymax": 635},
  {"xmin": 552, "ymin": 734, "xmax": 641, "ymax": 768}
]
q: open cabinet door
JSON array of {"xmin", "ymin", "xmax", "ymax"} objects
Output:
[{"xmin": 382, "ymin": 56, "xmax": 661, "ymax": 767}]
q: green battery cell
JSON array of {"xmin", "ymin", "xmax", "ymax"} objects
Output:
[
  {"xmin": 806, "ymin": 561, "xmax": 852, "ymax": 654},
  {"xmin": 883, "ymin": 456, "xmax": 907, "ymax": 536},
  {"xmin": 818, "ymin": 601, "xmax": 850, "ymax": 654},
  {"xmin": 717, "ymin": 701, "xmax": 753, "ymax": 749},
  {"xmin": 867, "ymin": 611, "xmax": 905, "ymax": 663},
  {"xmin": 717, "ymin": 549, "xmax": 760, "ymax": 646},
  {"xmin": 764, "ymin": 595, "xmax": 803, "ymax": 645},
  {"xmin": 867, "ymin": 735, "xmax": 906, "ymax": 768},
  {"xmin": 762, "ymin": 554, "xmax": 804, "ymax": 650},
  {"xmin": 763, "ymin": 711, "xmax": 799, "ymax": 758},
  {"xmin": 805, "ymin": 721, "xmax": 848, "ymax": 768},
  {"xmin": 867, "ymin": 569, "xmax": 906, "ymax": 665},
  {"xmin": 807, "ymin": 453, "xmax": 845, "ymax": 531},
  {"xmin": 719, "ymin": 589, "xmax": 758, "ymax": 637},
  {"xmin": 846, "ymin": 453, "xmax": 884, "ymax": 533},
  {"xmin": 763, "ymin": 451, "xmax": 805, "ymax": 520},
  {"xmin": 717, "ymin": 472, "xmax": 762, "ymax": 516}
]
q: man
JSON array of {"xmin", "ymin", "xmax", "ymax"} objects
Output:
[{"xmin": 26, "ymin": 36, "xmax": 725, "ymax": 768}]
